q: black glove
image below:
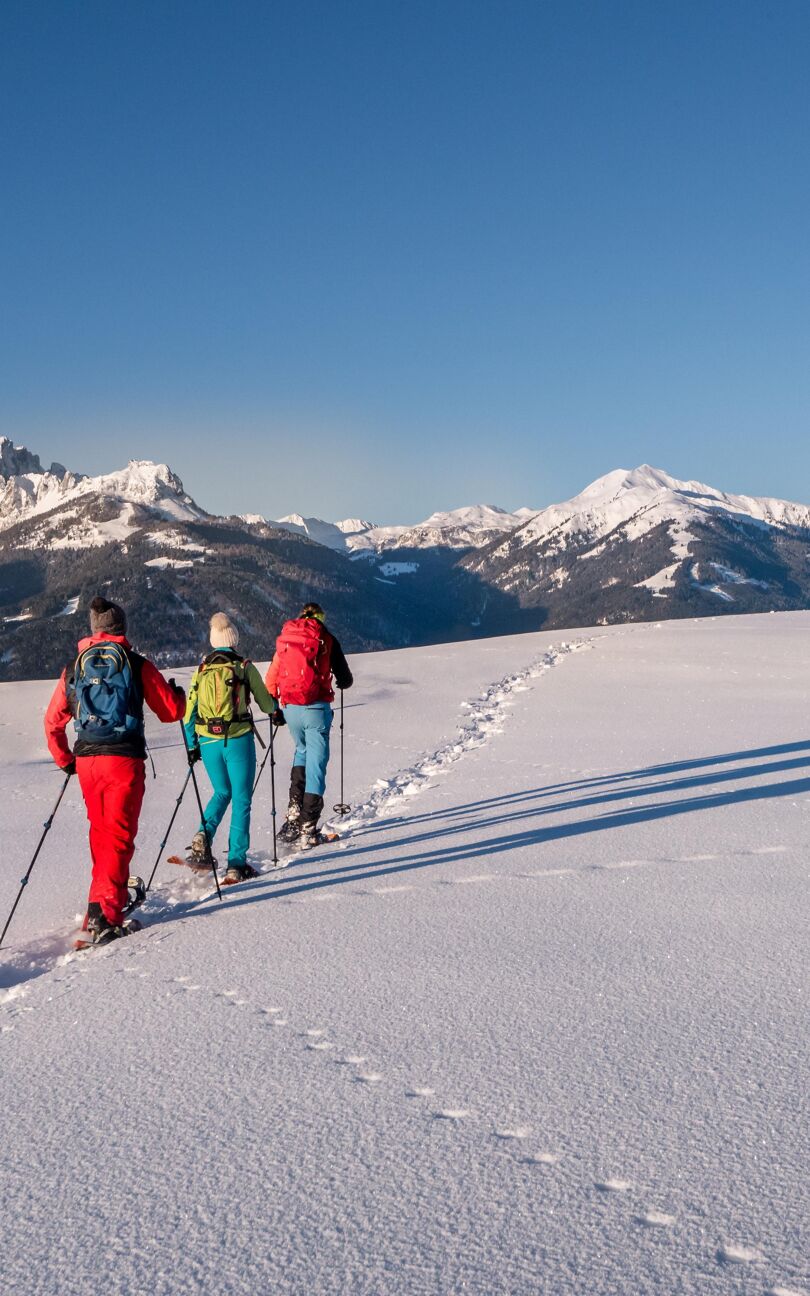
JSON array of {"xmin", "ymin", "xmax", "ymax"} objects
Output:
[
  {"xmin": 187, "ymin": 746, "xmax": 201, "ymax": 767},
  {"xmin": 271, "ymin": 708, "xmax": 286, "ymax": 727},
  {"xmin": 62, "ymin": 759, "xmax": 76, "ymax": 777},
  {"xmin": 168, "ymin": 677, "xmax": 185, "ymax": 698}
]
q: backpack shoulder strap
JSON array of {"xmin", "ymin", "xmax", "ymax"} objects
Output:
[
  {"xmin": 203, "ymin": 650, "xmax": 244, "ymax": 667},
  {"xmin": 128, "ymin": 651, "xmax": 145, "ymax": 699}
]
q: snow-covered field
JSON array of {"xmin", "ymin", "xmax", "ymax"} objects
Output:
[{"xmin": 1, "ymin": 614, "xmax": 808, "ymax": 1296}]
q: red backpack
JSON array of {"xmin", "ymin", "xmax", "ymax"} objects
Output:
[{"xmin": 274, "ymin": 618, "xmax": 333, "ymax": 706}]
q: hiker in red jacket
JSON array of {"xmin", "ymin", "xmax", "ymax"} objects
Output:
[
  {"xmin": 265, "ymin": 602, "xmax": 353, "ymax": 847},
  {"xmin": 44, "ymin": 596, "xmax": 185, "ymax": 944}
]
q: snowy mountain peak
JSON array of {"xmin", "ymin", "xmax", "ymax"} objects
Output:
[
  {"xmin": 568, "ymin": 464, "xmax": 693, "ymax": 509},
  {"xmin": 488, "ymin": 463, "xmax": 810, "ymax": 576},
  {"xmin": 344, "ymin": 504, "xmax": 539, "ymax": 554},
  {"xmin": 0, "ymin": 445, "xmax": 203, "ymax": 536},
  {"xmin": 89, "ymin": 459, "xmax": 196, "ymax": 514},
  {"xmin": 272, "ymin": 514, "xmax": 366, "ymax": 552},
  {"xmin": 335, "ymin": 518, "xmax": 376, "ymax": 535},
  {"xmin": 0, "ymin": 437, "xmax": 71, "ymax": 482},
  {"xmin": 420, "ymin": 504, "xmax": 524, "ymax": 530}
]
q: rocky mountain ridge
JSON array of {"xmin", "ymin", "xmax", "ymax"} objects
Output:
[{"xmin": 2, "ymin": 440, "xmax": 810, "ymax": 682}]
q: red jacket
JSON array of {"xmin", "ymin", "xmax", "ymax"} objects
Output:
[{"xmin": 44, "ymin": 633, "xmax": 185, "ymax": 768}]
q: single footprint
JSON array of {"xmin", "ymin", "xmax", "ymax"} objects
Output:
[
  {"xmin": 521, "ymin": 868, "xmax": 574, "ymax": 879},
  {"xmin": 716, "ymin": 1244, "xmax": 765, "ymax": 1265},
  {"xmin": 596, "ymin": 1178, "xmax": 632, "ymax": 1193},
  {"xmin": 0, "ymin": 986, "xmax": 27, "ymax": 1006},
  {"xmin": 434, "ymin": 1109, "xmax": 469, "ymax": 1120},
  {"xmin": 494, "ymin": 1126, "xmax": 532, "ymax": 1140},
  {"xmin": 523, "ymin": 1152, "xmax": 560, "ymax": 1166},
  {"xmin": 342, "ymin": 1055, "xmax": 367, "ymax": 1065},
  {"xmin": 768, "ymin": 1287, "xmax": 807, "ymax": 1296},
  {"xmin": 307, "ymin": 1041, "xmax": 333, "ymax": 1051},
  {"xmin": 405, "ymin": 1087, "xmax": 435, "ymax": 1098},
  {"xmin": 356, "ymin": 1072, "xmax": 383, "ymax": 1084},
  {"xmin": 636, "ymin": 1211, "xmax": 676, "ymax": 1228}
]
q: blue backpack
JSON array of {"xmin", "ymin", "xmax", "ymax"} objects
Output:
[{"xmin": 68, "ymin": 642, "xmax": 143, "ymax": 745}]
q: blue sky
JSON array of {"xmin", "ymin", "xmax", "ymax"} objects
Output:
[{"xmin": 1, "ymin": 1, "xmax": 809, "ymax": 522}]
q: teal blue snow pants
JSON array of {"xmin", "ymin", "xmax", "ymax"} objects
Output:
[
  {"xmin": 283, "ymin": 702, "xmax": 333, "ymax": 796},
  {"xmin": 198, "ymin": 731, "xmax": 257, "ymax": 866}
]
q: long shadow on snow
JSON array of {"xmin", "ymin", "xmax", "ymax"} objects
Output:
[
  {"xmin": 5, "ymin": 742, "xmax": 804, "ymax": 989},
  {"xmin": 201, "ymin": 765, "xmax": 810, "ymax": 916},
  {"xmin": 340, "ymin": 744, "xmax": 810, "ymax": 847}
]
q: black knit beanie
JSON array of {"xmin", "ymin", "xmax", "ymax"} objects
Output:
[{"xmin": 89, "ymin": 595, "xmax": 127, "ymax": 635}]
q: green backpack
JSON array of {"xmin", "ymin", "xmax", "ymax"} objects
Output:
[{"xmin": 195, "ymin": 651, "xmax": 256, "ymax": 742}]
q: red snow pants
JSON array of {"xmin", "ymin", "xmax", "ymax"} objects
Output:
[{"xmin": 77, "ymin": 755, "xmax": 146, "ymax": 925}]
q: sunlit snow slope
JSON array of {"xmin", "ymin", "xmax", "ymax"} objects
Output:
[{"xmin": 1, "ymin": 616, "xmax": 808, "ymax": 1296}]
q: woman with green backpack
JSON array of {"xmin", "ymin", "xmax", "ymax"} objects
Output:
[{"xmin": 184, "ymin": 612, "xmax": 278, "ymax": 883}]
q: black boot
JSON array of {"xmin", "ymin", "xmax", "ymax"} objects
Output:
[
  {"xmin": 86, "ymin": 910, "xmax": 142, "ymax": 945},
  {"xmin": 299, "ymin": 792, "xmax": 325, "ymax": 849},
  {"xmin": 279, "ymin": 766, "xmax": 306, "ymax": 843}
]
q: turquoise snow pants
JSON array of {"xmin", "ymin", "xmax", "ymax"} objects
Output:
[
  {"xmin": 198, "ymin": 731, "xmax": 257, "ymax": 866},
  {"xmin": 283, "ymin": 703, "xmax": 333, "ymax": 796}
]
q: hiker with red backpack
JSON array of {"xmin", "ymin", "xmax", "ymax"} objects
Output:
[
  {"xmin": 44, "ymin": 596, "xmax": 186, "ymax": 945},
  {"xmin": 183, "ymin": 612, "xmax": 278, "ymax": 883},
  {"xmin": 265, "ymin": 602, "xmax": 353, "ymax": 848}
]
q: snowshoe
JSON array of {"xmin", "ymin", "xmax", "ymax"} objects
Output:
[
  {"xmin": 278, "ymin": 818, "xmax": 301, "ymax": 845},
  {"xmin": 278, "ymin": 793, "xmax": 303, "ymax": 844},
  {"xmin": 170, "ymin": 831, "xmax": 218, "ymax": 875},
  {"xmin": 298, "ymin": 825, "xmax": 340, "ymax": 850},
  {"xmin": 168, "ymin": 851, "xmax": 219, "ymax": 876},
  {"xmin": 123, "ymin": 875, "xmax": 146, "ymax": 916},
  {"xmin": 73, "ymin": 915, "xmax": 142, "ymax": 951},
  {"xmin": 221, "ymin": 862, "xmax": 259, "ymax": 887}
]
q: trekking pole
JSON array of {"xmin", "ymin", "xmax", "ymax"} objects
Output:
[
  {"xmin": 269, "ymin": 718, "xmax": 278, "ymax": 865},
  {"xmin": 333, "ymin": 689, "xmax": 350, "ymax": 816},
  {"xmin": 252, "ymin": 717, "xmax": 273, "ymax": 795},
  {"xmin": 0, "ymin": 771, "xmax": 72, "ymax": 949},
  {"xmin": 145, "ymin": 768, "xmax": 192, "ymax": 892},
  {"xmin": 179, "ymin": 723, "xmax": 223, "ymax": 902}
]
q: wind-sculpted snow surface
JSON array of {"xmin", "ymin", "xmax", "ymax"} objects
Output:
[{"xmin": 1, "ymin": 617, "xmax": 809, "ymax": 1295}]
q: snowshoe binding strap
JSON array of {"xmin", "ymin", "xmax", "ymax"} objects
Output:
[{"xmin": 124, "ymin": 876, "xmax": 146, "ymax": 916}]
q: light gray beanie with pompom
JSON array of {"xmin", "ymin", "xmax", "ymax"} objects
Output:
[{"xmin": 209, "ymin": 611, "xmax": 239, "ymax": 650}]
